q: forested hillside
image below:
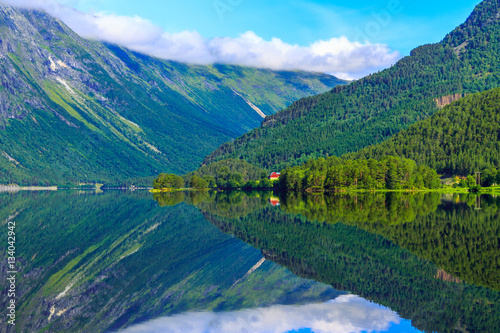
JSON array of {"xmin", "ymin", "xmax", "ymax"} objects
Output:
[
  {"xmin": 0, "ymin": 3, "xmax": 344, "ymax": 186},
  {"xmin": 276, "ymin": 156, "xmax": 441, "ymax": 191},
  {"xmin": 204, "ymin": 0, "xmax": 500, "ymax": 171},
  {"xmin": 346, "ymin": 88, "xmax": 500, "ymax": 175}
]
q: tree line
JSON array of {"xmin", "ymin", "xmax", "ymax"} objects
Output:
[
  {"xmin": 153, "ymin": 158, "xmax": 275, "ymax": 190},
  {"xmin": 276, "ymin": 156, "xmax": 441, "ymax": 191}
]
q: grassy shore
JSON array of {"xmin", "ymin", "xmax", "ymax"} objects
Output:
[{"xmin": 151, "ymin": 186, "xmax": 500, "ymax": 194}]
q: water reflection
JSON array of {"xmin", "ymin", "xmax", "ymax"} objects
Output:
[
  {"xmin": 0, "ymin": 191, "xmax": 339, "ymax": 332},
  {"xmin": 152, "ymin": 190, "xmax": 500, "ymax": 333},
  {"xmin": 119, "ymin": 295, "xmax": 417, "ymax": 333},
  {"xmin": 156, "ymin": 191, "xmax": 499, "ymax": 291},
  {"xmin": 1, "ymin": 190, "xmax": 497, "ymax": 333}
]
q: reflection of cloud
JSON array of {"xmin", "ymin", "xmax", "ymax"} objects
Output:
[
  {"xmin": 3, "ymin": 0, "xmax": 400, "ymax": 79},
  {"xmin": 117, "ymin": 295, "xmax": 402, "ymax": 333}
]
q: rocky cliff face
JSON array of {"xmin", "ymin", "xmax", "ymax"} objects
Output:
[
  {"xmin": 433, "ymin": 93, "xmax": 465, "ymax": 108},
  {"xmin": 0, "ymin": 3, "xmax": 346, "ymax": 184}
]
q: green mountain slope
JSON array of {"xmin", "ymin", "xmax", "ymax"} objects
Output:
[
  {"xmin": 346, "ymin": 87, "xmax": 500, "ymax": 175},
  {"xmin": 0, "ymin": 4, "xmax": 345, "ymax": 186},
  {"xmin": 204, "ymin": 0, "xmax": 500, "ymax": 171}
]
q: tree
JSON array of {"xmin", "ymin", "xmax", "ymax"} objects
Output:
[
  {"xmin": 465, "ymin": 175, "xmax": 476, "ymax": 188},
  {"xmin": 415, "ymin": 175, "xmax": 424, "ymax": 189},
  {"xmin": 190, "ymin": 175, "xmax": 208, "ymax": 189},
  {"xmin": 203, "ymin": 175, "xmax": 216, "ymax": 188},
  {"xmin": 242, "ymin": 180, "xmax": 259, "ymax": 189},
  {"xmin": 226, "ymin": 178, "xmax": 240, "ymax": 188},
  {"xmin": 230, "ymin": 173, "xmax": 243, "ymax": 186},
  {"xmin": 259, "ymin": 178, "xmax": 272, "ymax": 188},
  {"xmin": 153, "ymin": 173, "xmax": 183, "ymax": 189}
]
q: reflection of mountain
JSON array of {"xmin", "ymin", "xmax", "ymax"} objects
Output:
[
  {"xmin": 0, "ymin": 192, "xmax": 340, "ymax": 332},
  {"xmin": 196, "ymin": 192, "xmax": 500, "ymax": 333}
]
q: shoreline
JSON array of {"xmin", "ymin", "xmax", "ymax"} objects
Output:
[
  {"xmin": 0, "ymin": 185, "xmax": 153, "ymax": 192},
  {"xmin": 0, "ymin": 185, "xmax": 58, "ymax": 192},
  {"xmin": 150, "ymin": 187, "xmax": 499, "ymax": 194}
]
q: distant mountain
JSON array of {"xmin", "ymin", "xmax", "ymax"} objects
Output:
[
  {"xmin": 346, "ymin": 87, "xmax": 500, "ymax": 175},
  {"xmin": 204, "ymin": 0, "xmax": 500, "ymax": 171},
  {"xmin": 0, "ymin": 3, "xmax": 345, "ymax": 185}
]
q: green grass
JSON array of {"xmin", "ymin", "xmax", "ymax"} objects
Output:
[{"xmin": 44, "ymin": 82, "xmax": 102, "ymax": 133}]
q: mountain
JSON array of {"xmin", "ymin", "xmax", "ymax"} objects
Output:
[
  {"xmin": 345, "ymin": 87, "xmax": 500, "ymax": 175},
  {"xmin": 0, "ymin": 3, "xmax": 345, "ymax": 186},
  {"xmin": 204, "ymin": 0, "xmax": 500, "ymax": 171}
]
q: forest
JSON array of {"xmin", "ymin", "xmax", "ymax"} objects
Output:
[
  {"xmin": 154, "ymin": 158, "xmax": 274, "ymax": 190},
  {"xmin": 155, "ymin": 155, "xmax": 442, "ymax": 192},
  {"xmin": 347, "ymin": 87, "xmax": 500, "ymax": 175},
  {"xmin": 276, "ymin": 156, "xmax": 441, "ymax": 191}
]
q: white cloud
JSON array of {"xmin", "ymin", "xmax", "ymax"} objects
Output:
[
  {"xmin": 116, "ymin": 295, "xmax": 404, "ymax": 333},
  {"xmin": 2, "ymin": 0, "xmax": 400, "ymax": 79}
]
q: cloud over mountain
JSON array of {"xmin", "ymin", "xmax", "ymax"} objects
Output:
[{"xmin": 4, "ymin": 0, "xmax": 400, "ymax": 79}]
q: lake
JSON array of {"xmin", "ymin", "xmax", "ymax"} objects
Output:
[{"xmin": 1, "ymin": 190, "xmax": 498, "ymax": 332}]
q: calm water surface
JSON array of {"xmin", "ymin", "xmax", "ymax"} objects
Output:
[{"xmin": 0, "ymin": 190, "xmax": 498, "ymax": 332}]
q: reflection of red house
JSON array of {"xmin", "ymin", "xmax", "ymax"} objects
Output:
[
  {"xmin": 269, "ymin": 197, "xmax": 280, "ymax": 207},
  {"xmin": 268, "ymin": 172, "xmax": 280, "ymax": 180}
]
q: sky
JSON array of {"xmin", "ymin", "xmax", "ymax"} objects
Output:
[{"xmin": 6, "ymin": 0, "xmax": 482, "ymax": 79}]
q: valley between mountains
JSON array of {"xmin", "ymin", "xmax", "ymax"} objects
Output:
[{"xmin": 0, "ymin": 2, "xmax": 345, "ymax": 186}]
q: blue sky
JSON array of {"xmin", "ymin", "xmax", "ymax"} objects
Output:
[
  {"xmin": 9, "ymin": 0, "xmax": 482, "ymax": 78},
  {"xmin": 70, "ymin": 0, "xmax": 480, "ymax": 55}
]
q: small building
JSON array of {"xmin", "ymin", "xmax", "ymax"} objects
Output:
[{"xmin": 268, "ymin": 172, "xmax": 280, "ymax": 181}]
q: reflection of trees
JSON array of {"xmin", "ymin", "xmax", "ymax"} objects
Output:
[
  {"xmin": 155, "ymin": 190, "xmax": 499, "ymax": 291},
  {"xmin": 153, "ymin": 190, "xmax": 274, "ymax": 218},
  {"xmin": 380, "ymin": 194, "xmax": 500, "ymax": 291},
  {"xmin": 203, "ymin": 206, "xmax": 500, "ymax": 333},
  {"xmin": 279, "ymin": 192, "xmax": 441, "ymax": 225},
  {"xmin": 153, "ymin": 191, "xmax": 186, "ymax": 207},
  {"xmin": 195, "ymin": 191, "xmax": 273, "ymax": 219},
  {"xmin": 153, "ymin": 191, "xmax": 215, "ymax": 207},
  {"xmin": 280, "ymin": 192, "xmax": 500, "ymax": 291},
  {"xmin": 277, "ymin": 192, "xmax": 500, "ymax": 290}
]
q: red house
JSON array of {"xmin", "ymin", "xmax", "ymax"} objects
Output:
[
  {"xmin": 268, "ymin": 172, "xmax": 280, "ymax": 181},
  {"xmin": 269, "ymin": 197, "xmax": 280, "ymax": 207}
]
